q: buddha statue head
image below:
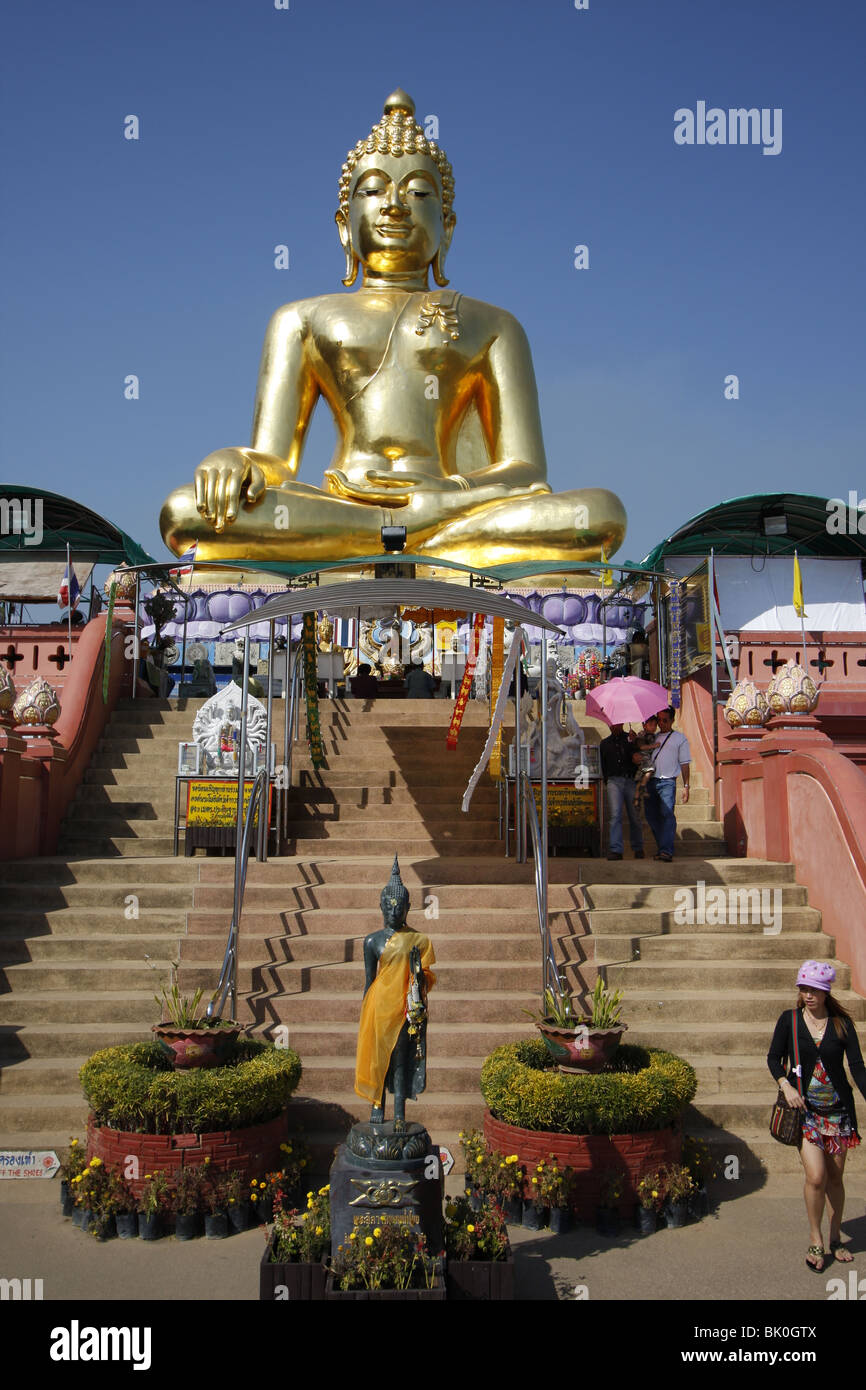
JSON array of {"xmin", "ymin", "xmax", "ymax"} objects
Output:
[
  {"xmin": 336, "ymin": 89, "xmax": 456, "ymax": 288},
  {"xmin": 380, "ymin": 853, "xmax": 411, "ymax": 931}
]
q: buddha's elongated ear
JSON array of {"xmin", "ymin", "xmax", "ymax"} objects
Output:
[
  {"xmin": 431, "ymin": 212, "xmax": 456, "ymax": 287},
  {"xmin": 335, "ymin": 210, "xmax": 359, "ymax": 287}
]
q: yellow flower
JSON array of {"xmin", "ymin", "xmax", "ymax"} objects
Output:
[
  {"xmin": 349, "ymin": 1232, "xmax": 356, "ymax": 1241},
  {"xmin": 365, "ymin": 1236, "xmax": 373, "ymax": 1246},
  {"xmin": 250, "ymin": 1192, "xmax": 258, "ymax": 1202},
  {"xmin": 70, "ymin": 1139, "xmax": 79, "ymax": 1147},
  {"xmin": 250, "ymin": 1179, "xmax": 257, "ymax": 1188},
  {"xmin": 259, "ymin": 1182, "xmax": 266, "ymax": 1189},
  {"xmin": 203, "ymin": 1157, "xmax": 211, "ymax": 1165},
  {"xmin": 536, "ymin": 1164, "xmax": 544, "ymax": 1173},
  {"xmin": 89, "ymin": 1157, "xmax": 102, "ymax": 1168},
  {"xmin": 373, "ymin": 1227, "xmax": 382, "ymax": 1237},
  {"xmin": 144, "ymin": 1174, "xmax": 152, "ymax": 1181},
  {"xmin": 532, "ymin": 1177, "xmax": 538, "ymax": 1185},
  {"xmin": 318, "ymin": 1185, "xmax": 330, "ymax": 1195},
  {"xmin": 651, "ymin": 1190, "xmax": 658, "ymax": 1198},
  {"xmin": 475, "ymin": 1155, "xmax": 483, "ymax": 1165},
  {"xmin": 307, "ymin": 1191, "xmax": 314, "ymax": 1199},
  {"xmin": 315, "ymin": 1226, "xmax": 323, "ymax": 1236},
  {"xmin": 467, "ymin": 1224, "xmax": 475, "ymax": 1234}
]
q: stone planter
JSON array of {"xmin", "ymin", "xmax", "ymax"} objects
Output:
[
  {"xmin": 86, "ymin": 1111, "xmax": 286, "ymax": 1202},
  {"xmin": 151, "ymin": 1022, "xmax": 242, "ymax": 1070},
  {"xmin": 324, "ymin": 1268, "xmax": 446, "ymax": 1301},
  {"xmin": 484, "ymin": 1109, "xmax": 682, "ymax": 1221},
  {"xmin": 535, "ymin": 1022, "xmax": 627, "ymax": 1074},
  {"xmin": 446, "ymin": 1247, "xmax": 515, "ymax": 1301},
  {"xmin": 260, "ymin": 1233, "xmax": 327, "ymax": 1301}
]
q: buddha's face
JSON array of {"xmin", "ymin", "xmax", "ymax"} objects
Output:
[
  {"xmin": 345, "ymin": 153, "xmax": 454, "ymax": 275},
  {"xmin": 381, "ymin": 894, "xmax": 409, "ymax": 930}
]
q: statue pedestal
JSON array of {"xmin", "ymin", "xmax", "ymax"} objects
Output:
[{"xmin": 329, "ymin": 1122, "xmax": 444, "ymax": 1259}]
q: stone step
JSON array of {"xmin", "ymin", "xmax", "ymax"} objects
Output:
[
  {"xmin": 604, "ymin": 960, "xmax": 853, "ymax": 992},
  {"xmin": 0, "ymin": 884, "xmax": 195, "ymax": 908},
  {"xmin": 0, "ymin": 1023, "xmax": 160, "ymax": 1060},
  {"xmin": 620, "ymin": 989, "xmax": 866, "ymax": 1023},
  {"xmin": 692, "ymin": 1056, "xmax": 778, "ymax": 1094},
  {"xmin": 1, "ymin": 962, "xmax": 175, "ymax": 993},
  {"xmin": 298, "ymin": 1055, "xmax": 487, "ymax": 1094},
  {"xmin": 0, "ymin": 1058, "xmax": 91, "ymax": 1094},
  {"xmin": 177, "ymin": 959, "xmax": 541, "ymax": 996},
  {"xmin": 283, "ymin": 818, "xmax": 498, "ymax": 840},
  {"xmin": 585, "ymin": 909, "xmax": 822, "ymax": 947},
  {"xmin": 687, "ymin": 1091, "xmax": 791, "ymax": 1132},
  {"xmin": 699, "ymin": 1132, "xmax": 811, "ymax": 1175},
  {"xmin": 0, "ymin": 1093, "xmax": 91, "ymax": 1132},
  {"xmin": 0, "ymin": 935, "xmax": 182, "ymax": 962},
  {"xmin": 184, "ymin": 907, "xmax": 581, "ymax": 938},
  {"xmin": 179, "ymin": 929, "xmax": 539, "ymax": 962},
  {"xmin": 0, "ymin": 993, "xmax": 166, "ymax": 1025},
  {"xmin": 574, "ymin": 860, "xmax": 796, "ymax": 886},
  {"xmin": 56, "ymin": 837, "xmax": 182, "ymax": 857},
  {"xmin": 0, "ymin": 857, "xmax": 199, "ymax": 885},
  {"xmin": 627, "ymin": 1018, "xmax": 866, "ymax": 1053},
  {"xmin": 236, "ymin": 992, "xmax": 534, "ymax": 1026},
  {"xmin": 285, "ymin": 837, "xmax": 507, "ymax": 858},
  {"xmin": 582, "ymin": 883, "xmax": 807, "ymax": 910},
  {"xmin": 273, "ymin": 1019, "xmax": 531, "ymax": 1057},
  {"xmin": 635, "ymin": 928, "xmax": 833, "ymax": 959},
  {"xmin": 189, "ymin": 882, "xmax": 564, "ymax": 910},
  {"xmin": 0, "ymin": 911, "xmax": 189, "ymax": 936},
  {"xmin": 72, "ymin": 783, "xmax": 499, "ymax": 810},
  {"xmin": 287, "ymin": 1089, "xmax": 486, "ymax": 1134}
]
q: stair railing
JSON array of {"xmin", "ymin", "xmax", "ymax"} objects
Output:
[
  {"xmin": 519, "ymin": 769, "xmax": 562, "ymax": 1007},
  {"xmin": 281, "ymin": 644, "xmax": 304, "ymax": 842},
  {"xmin": 207, "ymin": 765, "xmax": 269, "ymax": 1024}
]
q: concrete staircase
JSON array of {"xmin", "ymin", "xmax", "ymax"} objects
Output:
[{"xmin": 0, "ymin": 695, "xmax": 863, "ymax": 1179}]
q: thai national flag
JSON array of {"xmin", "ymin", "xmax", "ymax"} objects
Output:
[
  {"xmin": 57, "ymin": 563, "xmax": 81, "ymax": 611},
  {"xmin": 169, "ymin": 542, "xmax": 198, "ymax": 579},
  {"xmin": 334, "ymin": 617, "xmax": 357, "ymax": 648}
]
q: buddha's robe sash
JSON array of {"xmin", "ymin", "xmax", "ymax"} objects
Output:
[{"xmin": 354, "ymin": 930, "xmax": 436, "ymax": 1104}]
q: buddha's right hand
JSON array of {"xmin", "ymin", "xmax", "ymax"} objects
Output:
[{"xmin": 194, "ymin": 449, "xmax": 268, "ymax": 532}]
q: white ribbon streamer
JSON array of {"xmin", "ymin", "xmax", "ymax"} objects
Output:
[{"xmin": 461, "ymin": 627, "xmax": 525, "ymax": 812}]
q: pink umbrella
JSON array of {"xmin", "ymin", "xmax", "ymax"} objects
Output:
[{"xmin": 585, "ymin": 677, "xmax": 670, "ymax": 728}]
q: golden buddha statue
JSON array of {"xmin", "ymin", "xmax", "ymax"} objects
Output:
[{"xmin": 160, "ymin": 90, "xmax": 626, "ymax": 570}]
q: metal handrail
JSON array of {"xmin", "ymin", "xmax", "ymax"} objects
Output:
[
  {"xmin": 519, "ymin": 770, "xmax": 562, "ymax": 1006},
  {"xmin": 207, "ymin": 765, "xmax": 269, "ymax": 1024},
  {"xmin": 282, "ymin": 644, "xmax": 303, "ymax": 841}
]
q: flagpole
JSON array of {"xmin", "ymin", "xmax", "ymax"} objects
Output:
[
  {"xmin": 179, "ymin": 546, "xmax": 196, "ymax": 693},
  {"xmin": 66, "ymin": 543, "xmax": 73, "ymax": 662},
  {"xmin": 795, "ymin": 550, "xmax": 808, "ymax": 670}
]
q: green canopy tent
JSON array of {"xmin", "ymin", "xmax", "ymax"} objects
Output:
[
  {"xmin": 0, "ymin": 485, "xmax": 155, "ymax": 568},
  {"xmin": 641, "ymin": 491, "xmax": 865, "ymax": 570}
]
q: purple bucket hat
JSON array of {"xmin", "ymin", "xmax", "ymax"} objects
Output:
[{"xmin": 796, "ymin": 960, "xmax": 836, "ymax": 993}]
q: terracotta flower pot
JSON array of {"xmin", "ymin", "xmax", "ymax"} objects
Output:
[
  {"xmin": 535, "ymin": 1022, "xmax": 627, "ymax": 1074},
  {"xmin": 152, "ymin": 1022, "xmax": 241, "ymax": 1070}
]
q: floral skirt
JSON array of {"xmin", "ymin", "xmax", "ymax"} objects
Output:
[{"xmin": 802, "ymin": 1060, "xmax": 861, "ymax": 1155}]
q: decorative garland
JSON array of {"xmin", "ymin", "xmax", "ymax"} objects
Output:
[
  {"xmin": 102, "ymin": 582, "xmax": 117, "ymax": 704},
  {"xmin": 446, "ymin": 612, "xmax": 485, "ymax": 750},
  {"xmin": 668, "ymin": 579, "xmax": 683, "ymax": 711},
  {"xmin": 489, "ymin": 617, "xmax": 505, "ymax": 779},
  {"xmin": 302, "ymin": 612, "xmax": 324, "ymax": 768},
  {"xmin": 461, "ymin": 628, "xmax": 523, "ymax": 811}
]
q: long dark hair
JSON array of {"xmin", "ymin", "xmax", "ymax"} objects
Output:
[{"xmin": 797, "ymin": 991, "xmax": 853, "ymax": 1041}]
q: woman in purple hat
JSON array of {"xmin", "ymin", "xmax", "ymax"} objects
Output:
[{"xmin": 767, "ymin": 960, "xmax": 866, "ymax": 1272}]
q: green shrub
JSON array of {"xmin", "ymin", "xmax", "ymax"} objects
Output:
[
  {"xmin": 79, "ymin": 1040, "xmax": 302, "ymax": 1135},
  {"xmin": 480, "ymin": 1039, "xmax": 696, "ymax": 1135}
]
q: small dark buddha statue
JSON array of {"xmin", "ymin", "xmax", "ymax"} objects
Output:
[{"xmin": 354, "ymin": 855, "xmax": 436, "ymax": 1128}]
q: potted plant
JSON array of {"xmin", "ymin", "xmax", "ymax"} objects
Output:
[
  {"xmin": 635, "ymin": 1170, "xmax": 666, "ymax": 1235},
  {"xmin": 58, "ymin": 1137, "xmax": 86, "ymax": 1216},
  {"xmin": 138, "ymin": 1171, "xmax": 169, "ymax": 1240},
  {"xmin": 683, "ymin": 1135, "xmax": 716, "ymax": 1219},
  {"xmin": 523, "ymin": 1159, "xmax": 549, "ymax": 1230},
  {"xmin": 172, "ymin": 1163, "xmax": 208, "ymax": 1240},
  {"xmin": 539, "ymin": 1156, "xmax": 575, "ymax": 1235},
  {"xmin": 152, "ymin": 968, "xmax": 241, "ymax": 1070},
  {"xmin": 527, "ymin": 977, "xmax": 627, "ymax": 1074},
  {"xmin": 444, "ymin": 1193, "xmax": 513, "ymax": 1301},
  {"xmin": 327, "ymin": 1223, "xmax": 445, "ymax": 1301},
  {"xmin": 488, "ymin": 1152, "xmax": 524, "ymax": 1224},
  {"xmin": 261, "ymin": 1186, "xmax": 330, "ymax": 1301},
  {"xmin": 71, "ymin": 1156, "xmax": 110, "ymax": 1237},
  {"xmin": 596, "ymin": 1169, "xmax": 624, "ymax": 1236},
  {"xmin": 276, "ymin": 1136, "xmax": 311, "ymax": 1209},
  {"xmin": 111, "ymin": 1174, "xmax": 139, "ymax": 1240},
  {"xmin": 661, "ymin": 1163, "xmax": 694, "ymax": 1229},
  {"xmin": 204, "ymin": 1175, "xmax": 230, "ymax": 1239},
  {"xmin": 224, "ymin": 1170, "xmax": 251, "ymax": 1234},
  {"xmin": 458, "ymin": 1128, "xmax": 490, "ymax": 1208}
]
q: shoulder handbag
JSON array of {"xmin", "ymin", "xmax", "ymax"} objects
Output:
[{"xmin": 769, "ymin": 1009, "xmax": 804, "ymax": 1145}]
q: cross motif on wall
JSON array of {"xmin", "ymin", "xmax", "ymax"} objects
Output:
[
  {"xmin": 2, "ymin": 645, "xmax": 24, "ymax": 671},
  {"xmin": 47, "ymin": 646, "xmax": 71, "ymax": 670},
  {"xmin": 761, "ymin": 650, "xmax": 788, "ymax": 674}
]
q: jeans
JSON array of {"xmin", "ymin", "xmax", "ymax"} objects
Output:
[
  {"xmin": 605, "ymin": 776, "xmax": 643, "ymax": 854},
  {"xmin": 644, "ymin": 776, "xmax": 678, "ymax": 857}
]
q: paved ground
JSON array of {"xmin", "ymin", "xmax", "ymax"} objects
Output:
[{"xmin": 2, "ymin": 1168, "xmax": 865, "ymax": 1303}]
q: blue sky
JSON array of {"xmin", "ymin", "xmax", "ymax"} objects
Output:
[{"xmin": 2, "ymin": 0, "xmax": 864, "ymax": 570}]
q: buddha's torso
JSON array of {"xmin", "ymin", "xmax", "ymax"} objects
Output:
[{"xmin": 294, "ymin": 289, "xmax": 508, "ymax": 485}]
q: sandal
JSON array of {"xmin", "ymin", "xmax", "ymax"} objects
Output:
[
  {"xmin": 805, "ymin": 1245, "xmax": 825, "ymax": 1273},
  {"xmin": 654, "ymin": 852, "xmax": 673, "ymax": 863},
  {"xmin": 830, "ymin": 1239, "xmax": 854, "ymax": 1263}
]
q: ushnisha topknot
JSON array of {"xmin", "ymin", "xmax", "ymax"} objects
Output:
[
  {"xmin": 339, "ymin": 89, "xmax": 455, "ymax": 221},
  {"xmin": 380, "ymin": 852, "xmax": 410, "ymax": 916}
]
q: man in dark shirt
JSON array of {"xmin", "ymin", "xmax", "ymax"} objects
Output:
[
  {"xmin": 599, "ymin": 722, "xmax": 644, "ymax": 861},
  {"xmin": 349, "ymin": 662, "xmax": 378, "ymax": 699}
]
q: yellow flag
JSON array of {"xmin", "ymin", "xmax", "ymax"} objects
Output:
[{"xmin": 792, "ymin": 554, "xmax": 807, "ymax": 618}]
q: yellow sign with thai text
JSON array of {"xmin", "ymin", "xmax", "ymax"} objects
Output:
[{"xmin": 187, "ymin": 780, "xmax": 267, "ymax": 827}]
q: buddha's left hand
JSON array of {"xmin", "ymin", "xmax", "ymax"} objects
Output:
[{"xmin": 326, "ymin": 468, "xmax": 471, "ymax": 506}]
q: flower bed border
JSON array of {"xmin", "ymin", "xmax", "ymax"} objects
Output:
[
  {"xmin": 87, "ymin": 1111, "xmax": 287, "ymax": 1202},
  {"xmin": 483, "ymin": 1109, "xmax": 682, "ymax": 1220}
]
